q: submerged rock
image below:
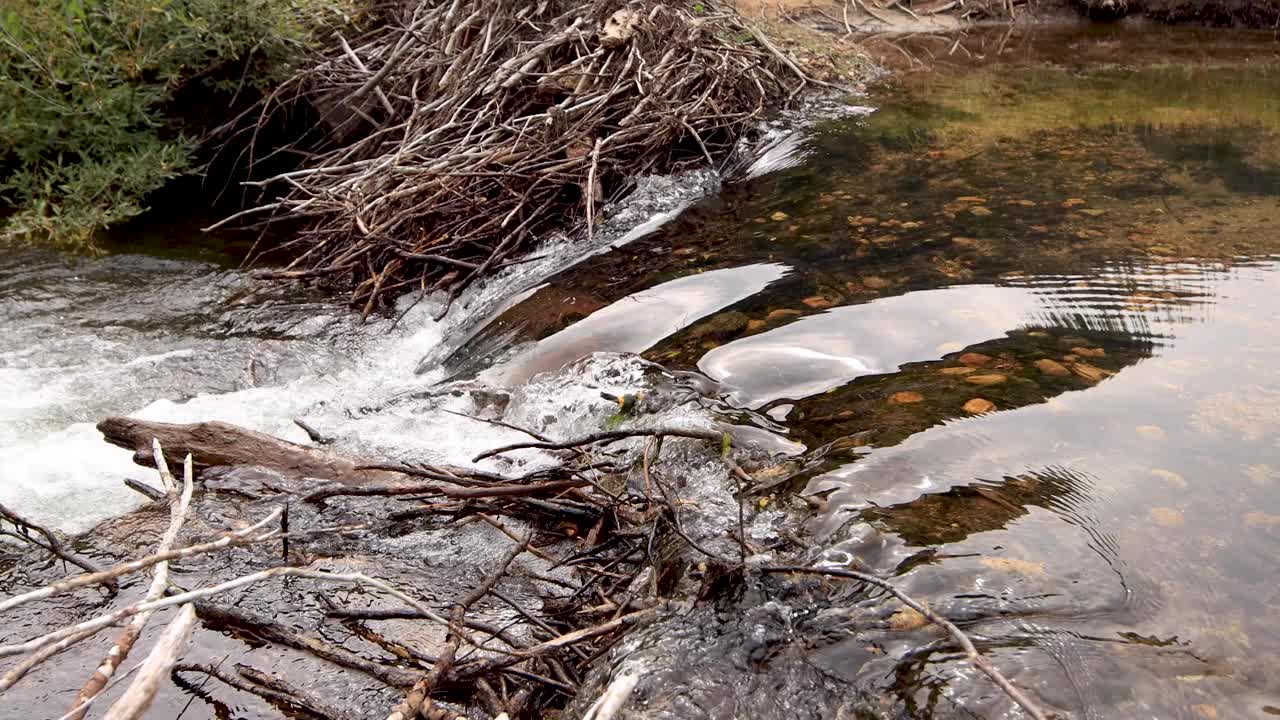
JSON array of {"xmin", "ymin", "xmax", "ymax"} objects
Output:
[
  {"xmin": 963, "ymin": 397, "xmax": 997, "ymax": 414},
  {"xmin": 1035, "ymin": 358, "xmax": 1072, "ymax": 377}
]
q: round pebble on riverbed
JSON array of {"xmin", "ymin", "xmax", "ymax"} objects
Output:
[
  {"xmin": 1035, "ymin": 358, "xmax": 1072, "ymax": 377},
  {"xmin": 958, "ymin": 352, "xmax": 993, "ymax": 367},
  {"xmin": 963, "ymin": 398, "xmax": 996, "ymax": 414}
]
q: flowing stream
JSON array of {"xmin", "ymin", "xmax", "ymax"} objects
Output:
[{"xmin": 4, "ymin": 22, "xmax": 1280, "ymax": 720}]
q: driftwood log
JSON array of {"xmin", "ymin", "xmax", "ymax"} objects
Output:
[{"xmin": 97, "ymin": 418, "xmax": 394, "ymax": 483}]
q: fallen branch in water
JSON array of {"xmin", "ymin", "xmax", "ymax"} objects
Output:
[
  {"xmin": 97, "ymin": 603, "xmax": 198, "ymax": 720},
  {"xmin": 387, "ymin": 534, "xmax": 530, "ymax": 720},
  {"xmin": 67, "ymin": 442, "xmax": 195, "ymax": 720},
  {"xmin": 4, "ymin": 411, "xmax": 789, "ymax": 718},
  {"xmin": 0, "ymin": 568, "xmax": 463, "ymax": 662},
  {"xmin": 97, "ymin": 417, "xmax": 398, "ymax": 483},
  {"xmin": 195, "ymin": 602, "xmax": 424, "ymax": 689},
  {"xmin": 0, "ymin": 501, "xmax": 108, "ymax": 580},
  {"xmin": 761, "ymin": 565, "xmax": 1050, "ymax": 720},
  {"xmin": 0, "ymin": 507, "xmax": 284, "ymax": 615},
  {"xmin": 304, "ymin": 477, "xmax": 587, "ymax": 504},
  {"xmin": 175, "ymin": 662, "xmax": 357, "ymax": 720},
  {"xmin": 472, "ymin": 427, "xmax": 724, "ymax": 461}
]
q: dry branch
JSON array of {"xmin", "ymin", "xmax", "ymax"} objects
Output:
[{"xmin": 218, "ymin": 0, "xmax": 813, "ymax": 314}]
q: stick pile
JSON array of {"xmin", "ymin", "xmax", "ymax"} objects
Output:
[
  {"xmin": 218, "ymin": 0, "xmax": 809, "ymax": 317},
  {"xmin": 1, "ymin": 422, "xmax": 1050, "ymax": 719}
]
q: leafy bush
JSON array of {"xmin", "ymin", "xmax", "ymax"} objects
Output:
[{"xmin": 0, "ymin": 0, "xmax": 348, "ymax": 247}]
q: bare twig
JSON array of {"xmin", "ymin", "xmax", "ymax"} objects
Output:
[
  {"xmin": 0, "ymin": 568, "xmax": 465, "ymax": 660},
  {"xmin": 0, "ymin": 626, "xmax": 105, "ymax": 694},
  {"xmin": 175, "ymin": 662, "xmax": 357, "ymax": 720},
  {"xmin": 304, "ymin": 478, "xmax": 587, "ymax": 504},
  {"xmin": 473, "ymin": 427, "xmax": 723, "ymax": 462},
  {"xmin": 0, "ymin": 507, "xmax": 284, "ymax": 615},
  {"xmin": 388, "ymin": 533, "xmax": 530, "ymax": 719},
  {"xmin": 196, "ymin": 602, "xmax": 422, "ymax": 688}
]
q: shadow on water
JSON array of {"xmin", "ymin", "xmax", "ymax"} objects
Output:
[{"xmin": 444, "ymin": 26, "xmax": 1280, "ymax": 719}]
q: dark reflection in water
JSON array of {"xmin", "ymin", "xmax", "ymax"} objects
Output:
[{"xmin": 435, "ymin": 30, "xmax": 1280, "ymax": 720}]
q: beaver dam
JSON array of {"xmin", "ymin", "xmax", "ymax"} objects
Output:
[{"xmin": 4, "ymin": 15, "xmax": 1280, "ymax": 720}]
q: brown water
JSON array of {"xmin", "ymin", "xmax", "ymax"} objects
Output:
[{"xmin": 455, "ymin": 26, "xmax": 1280, "ymax": 719}]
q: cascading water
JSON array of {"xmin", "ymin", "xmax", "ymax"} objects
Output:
[{"xmin": 0, "ymin": 171, "xmax": 737, "ymax": 535}]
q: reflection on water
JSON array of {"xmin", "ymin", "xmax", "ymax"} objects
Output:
[
  {"xmin": 699, "ymin": 285, "xmax": 1037, "ymax": 407},
  {"xmin": 482, "ymin": 263, "xmax": 790, "ymax": 386},
  {"xmin": 461, "ymin": 33, "xmax": 1280, "ymax": 719}
]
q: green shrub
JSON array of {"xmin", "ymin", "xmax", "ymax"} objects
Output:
[{"xmin": 0, "ymin": 0, "xmax": 348, "ymax": 247}]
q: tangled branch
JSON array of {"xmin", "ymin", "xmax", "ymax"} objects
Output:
[{"xmin": 216, "ymin": 0, "xmax": 811, "ymax": 316}]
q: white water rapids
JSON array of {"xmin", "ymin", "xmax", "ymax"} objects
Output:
[{"xmin": 0, "ymin": 173, "xmax": 733, "ymax": 534}]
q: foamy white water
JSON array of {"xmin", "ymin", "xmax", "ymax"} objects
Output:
[{"xmin": 0, "ymin": 173, "xmax": 722, "ymax": 533}]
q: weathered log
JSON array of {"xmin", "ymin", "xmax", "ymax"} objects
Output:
[{"xmin": 97, "ymin": 417, "xmax": 394, "ymax": 483}]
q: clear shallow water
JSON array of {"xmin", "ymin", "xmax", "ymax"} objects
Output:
[{"xmin": 3, "ymin": 24, "xmax": 1280, "ymax": 720}]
